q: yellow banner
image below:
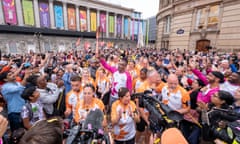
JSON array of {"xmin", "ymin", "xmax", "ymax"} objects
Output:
[
  {"xmin": 109, "ymin": 16, "xmax": 114, "ymax": 33},
  {"xmin": 90, "ymin": 11, "xmax": 97, "ymax": 31},
  {"xmin": 22, "ymin": 0, "xmax": 35, "ymax": 26}
]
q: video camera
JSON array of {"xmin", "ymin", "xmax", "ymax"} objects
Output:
[
  {"xmin": 203, "ymin": 107, "xmax": 240, "ymax": 143},
  {"xmin": 63, "ymin": 109, "xmax": 110, "ymax": 144},
  {"xmin": 131, "ymin": 92, "xmax": 183, "ymax": 133}
]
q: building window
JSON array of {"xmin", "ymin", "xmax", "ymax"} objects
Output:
[
  {"xmin": 207, "ymin": 5, "xmax": 219, "ymax": 29},
  {"xmin": 9, "ymin": 41, "xmax": 17, "ymax": 53},
  {"xmin": 196, "ymin": 8, "xmax": 206, "ymax": 29},
  {"xmin": 164, "ymin": 16, "xmax": 171, "ymax": 34},
  {"xmin": 195, "ymin": 5, "xmax": 220, "ymax": 30},
  {"xmin": 44, "ymin": 42, "xmax": 51, "ymax": 52}
]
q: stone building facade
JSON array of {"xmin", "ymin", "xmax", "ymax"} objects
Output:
[
  {"xmin": 156, "ymin": 0, "xmax": 240, "ymax": 52},
  {"xmin": 0, "ymin": 0, "xmax": 143, "ymax": 54}
]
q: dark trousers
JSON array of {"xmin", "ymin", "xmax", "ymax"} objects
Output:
[
  {"xmin": 114, "ymin": 137, "xmax": 135, "ymax": 144},
  {"xmin": 180, "ymin": 120, "xmax": 201, "ymax": 144},
  {"xmin": 8, "ymin": 113, "xmax": 23, "ymax": 132}
]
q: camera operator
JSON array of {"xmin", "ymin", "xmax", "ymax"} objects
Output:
[
  {"xmin": 135, "ymin": 69, "xmax": 166, "ymax": 144},
  {"xmin": 198, "ymin": 90, "xmax": 235, "ymax": 143}
]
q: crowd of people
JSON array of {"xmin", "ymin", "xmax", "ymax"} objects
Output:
[{"xmin": 0, "ymin": 47, "xmax": 239, "ymax": 144}]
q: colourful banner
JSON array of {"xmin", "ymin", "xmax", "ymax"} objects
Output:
[
  {"xmin": 124, "ymin": 18, "xmax": 128, "ymax": 36},
  {"xmin": 54, "ymin": 5, "xmax": 64, "ymax": 28},
  {"xmin": 22, "ymin": 0, "xmax": 35, "ymax": 26},
  {"xmin": 90, "ymin": 11, "xmax": 97, "ymax": 31},
  {"xmin": 100, "ymin": 13, "xmax": 106, "ymax": 33},
  {"xmin": 117, "ymin": 16, "xmax": 122, "ymax": 34},
  {"xmin": 131, "ymin": 19, "xmax": 134, "ymax": 40},
  {"xmin": 39, "ymin": 2, "xmax": 50, "ymax": 28},
  {"xmin": 109, "ymin": 15, "xmax": 114, "ymax": 33},
  {"xmin": 80, "ymin": 10, "xmax": 87, "ymax": 32},
  {"xmin": 134, "ymin": 20, "xmax": 138, "ymax": 35},
  {"xmin": 67, "ymin": 7, "xmax": 76, "ymax": 30},
  {"xmin": 2, "ymin": 0, "xmax": 17, "ymax": 25}
]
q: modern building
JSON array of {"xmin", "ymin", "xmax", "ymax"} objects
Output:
[
  {"xmin": 156, "ymin": 0, "xmax": 240, "ymax": 52},
  {"xmin": 145, "ymin": 16, "xmax": 157, "ymax": 47},
  {"xmin": 0, "ymin": 0, "xmax": 146, "ymax": 54}
]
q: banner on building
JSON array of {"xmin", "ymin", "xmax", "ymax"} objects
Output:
[
  {"xmin": 142, "ymin": 20, "xmax": 146, "ymax": 37},
  {"xmin": 117, "ymin": 16, "xmax": 122, "ymax": 35},
  {"xmin": 54, "ymin": 5, "xmax": 64, "ymax": 29},
  {"xmin": 109, "ymin": 15, "xmax": 114, "ymax": 33},
  {"xmin": 100, "ymin": 13, "xmax": 106, "ymax": 33},
  {"xmin": 131, "ymin": 19, "xmax": 134, "ymax": 40},
  {"xmin": 2, "ymin": 0, "xmax": 17, "ymax": 25},
  {"xmin": 124, "ymin": 18, "xmax": 128, "ymax": 36},
  {"xmin": 80, "ymin": 10, "xmax": 87, "ymax": 31},
  {"xmin": 22, "ymin": 0, "xmax": 35, "ymax": 26},
  {"xmin": 90, "ymin": 11, "xmax": 97, "ymax": 31},
  {"xmin": 134, "ymin": 20, "xmax": 138, "ymax": 35},
  {"xmin": 39, "ymin": 2, "xmax": 50, "ymax": 28},
  {"xmin": 67, "ymin": 7, "xmax": 76, "ymax": 30}
]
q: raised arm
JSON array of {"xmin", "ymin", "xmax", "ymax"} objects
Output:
[{"xmin": 100, "ymin": 58, "xmax": 117, "ymax": 73}]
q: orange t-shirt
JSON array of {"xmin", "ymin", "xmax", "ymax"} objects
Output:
[{"xmin": 74, "ymin": 98, "xmax": 104, "ymax": 123}]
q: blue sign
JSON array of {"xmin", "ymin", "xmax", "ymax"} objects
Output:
[
  {"xmin": 54, "ymin": 5, "xmax": 64, "ymax": 29},
  {"xmin": 177, "ymin": 29, "xmax": 184, "ymax": 34}
]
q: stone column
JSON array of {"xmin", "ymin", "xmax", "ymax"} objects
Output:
[
  {"xmin": 114, "ymin": 14, "xmax": 117, "ymax": 37},
  {"xmin": 63, "ymin": 2, "xmax": 68, "ymax": 30},
  {"xmin": 106, "ymin": 11, "xmax": 109, "ymax": 38},
  {"xmin": 33, "ymin": 0, "xmax": 40, "ymax": 27},
  {"xmin": 121, "ymin": 15, "xmax": 124, "ymax": 39},
  {"xmin": 97, "ymin": 10, "xmax": 100, "ymax": 27},
  {"xmin": 0, "ymin": 1, "xmax": 4, "ymax": 24},
  {"xmin": 76, "ymin": 6, "xmax": 80, "ymax": 31},
  {"xmin": 49, "ymin": 0, "xmax": 55, "ymax": 28},
  {"xmin": 16, "ymin": 0, "xmax": 24, "ymax": 26},
  {"xmin": 87, "ymin": 7, "xmax": 90, "ymax": 32}
]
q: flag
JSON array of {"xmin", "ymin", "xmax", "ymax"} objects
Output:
[
  {"xmin": 75, "ymin": 38, "xmax": 80, "ymax": 47},
  {"xmin": 137, "ymin": 22, "xmax": 144, "ymax": 48},
  {"xmin": 84, "ymin": 41, "xmax": 90, "ymax": 51}
]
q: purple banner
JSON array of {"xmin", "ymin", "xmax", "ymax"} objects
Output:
[
  {"xmin": 117, "ymin": 16, "xmax": 122, "ymax": 34},
  {"xmin": 39, "ymin": 2, "xmax": 50, "ymax": 28},
  {"xmin": 2, "ymin": 0, "xmax": 17, "ymax": 25},
  {"xmin": 100, "ymin": 13, "xmax": 106, "ymax": 33}
]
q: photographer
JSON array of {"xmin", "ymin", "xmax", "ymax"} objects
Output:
[{"xmin": 198, "ymin": 90, "xmax": 235, "ymax": 143}]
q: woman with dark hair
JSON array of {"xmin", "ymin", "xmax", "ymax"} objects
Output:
[
  {"xmin": 74, "ymin": 84, "xmax": 106, "ymax": 124},
  {"xmin": 198, "ymin": 90, "xmax": 235, "ymax": 143},
  {"xmin": 19, "ymin": 117, "xmax": 63, "ymax": 144},
  {"xmin": 111, "ymin": 87, "xmax": 140, "ymax": 144}
]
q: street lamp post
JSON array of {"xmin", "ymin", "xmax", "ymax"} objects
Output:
[{"xmin": 34, "ymin": 32, "xmax": 42, "ymax": 53}]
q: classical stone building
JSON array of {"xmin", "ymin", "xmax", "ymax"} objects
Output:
[
  {"xmin": 0, "ymin": 0, "xmax": 145, "ymax": 54},
  {"xmin": 156, "ymin": 0, "xmax": 240, "ymax": 52}
]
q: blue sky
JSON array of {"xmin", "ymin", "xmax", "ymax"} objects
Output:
[{"xmin": 99, "ymin": 0, "xmax": 159, "ymax": 18}]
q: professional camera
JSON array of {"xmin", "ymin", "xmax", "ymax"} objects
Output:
[
  {"xmin": 64, "ymin": 109, "xmax": 110, "ymax": 144},
  {"xmin": 202, "ymin": 107, "xmax": 240, "ymax": 143},
  {"xmin": 132, "ymin": 92, "xmax": 183, "ymax": 134}
]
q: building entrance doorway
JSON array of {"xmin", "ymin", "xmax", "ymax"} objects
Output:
[{"xmin": 196, "ymin": 39, "xmax": 210, "ymax": 52}]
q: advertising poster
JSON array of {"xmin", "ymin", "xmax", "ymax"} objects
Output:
[
  {"xmin": 90, "ymin": 11, "xmax": 97, "ymax": 31},
  {"xmin": 100, "ymin": 12, "xmax": 106, "ymax": 32},
  {"xmin": 2, "ymin": 0, "xmax": 17, "ymax": 25},
  {"xmin": 54, "ymin": 5, "xmax": 64, "ymax": 29},
  {"xmin": 117, "ymin": 15, "xmax": 122, "ymax": 35},
  {"xmin": 109, "ymin": 15, "xmax": 114, "ymax": 33},
  {"xmin": 80, "ymin": 10, "xmax": 87, "ymax": 31},
  {"xmin": 22, "ymin": 0, "xmax": 35, "ymax": 26},
  {"xmin": 39, "ymin": 2, "xmax": 50, "ymax": 28},
  {"xmin": 67, "ymin": 7, "xmax": 76, "ymax": 30},
  {"xmin": 124, "ymin": 18, "xmax": 128, "ymax": 36}
]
